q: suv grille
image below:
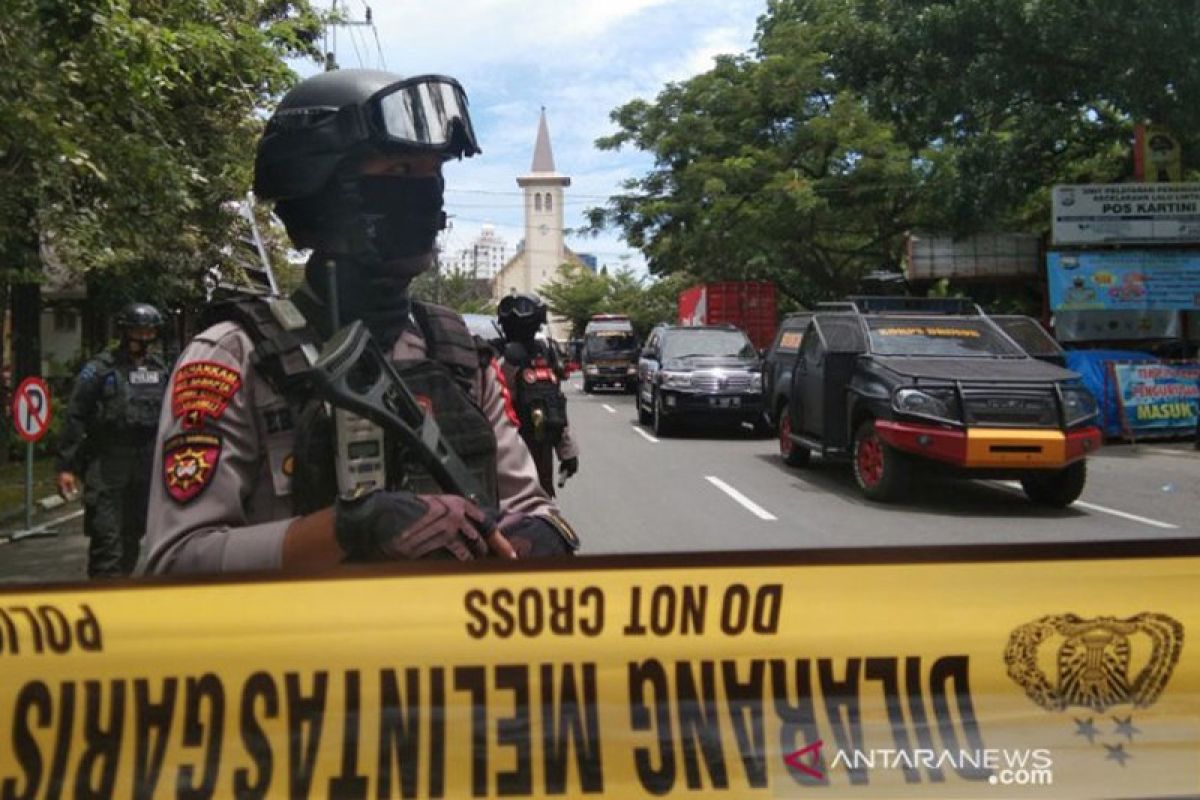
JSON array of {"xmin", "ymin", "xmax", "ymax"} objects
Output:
[
  {"xmin": 961, "ymin": 388, "xmax": 1059, "ymax": 427},
  {"xmin": 692, "ymin": 371, "xmax": 753, "ymax": 393}
]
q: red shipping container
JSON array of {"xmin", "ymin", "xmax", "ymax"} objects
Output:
[{"xmin": 677, "ymin": 281, "xmax": 778, "ymax": 349}]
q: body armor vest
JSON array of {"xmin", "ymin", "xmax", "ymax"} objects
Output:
[
  {"xmin": 503, "ymin": 340, "xmax": 568, "ymax": 447},
  {"xmin": 93, "ymin": 352, "xmax": 167, "ymax": 442},
  {"xmin": 211, "ymin": 295, "xmax": 498, "ymax": 513}
]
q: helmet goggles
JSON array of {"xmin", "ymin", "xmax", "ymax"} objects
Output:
[
  {"xmin": 268, "ymin": 74, "xmax": 481, "ymax": 159},
  {"xmin": 499, "ymin": 294, "xmax": 542, "ymax": 319}
]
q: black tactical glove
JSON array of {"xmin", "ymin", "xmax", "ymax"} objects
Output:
[
  {"xmin": 500, "ymin": 512, "xmax": 579, "ymax": 558},
  {"xmin": 335, "ymin": 491, "xmax": 492, "ymax": 562},
  {"xmin": 559, "ymin": 456, "xmax": 579, "ymax": 480}
]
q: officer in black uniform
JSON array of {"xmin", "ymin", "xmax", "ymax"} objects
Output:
[
  {"xmin": 57, "ymin": 303, "xmax": 168, "ymax": 577},
  {"xmin": 143, "ymin": 69, "xmax": 578, "ymax": 574},
  {"xmin": 496, "ymin": 293, "xmax": 579, "ymax": 496}
]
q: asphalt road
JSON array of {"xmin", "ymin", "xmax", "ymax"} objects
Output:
[
  {"xmin": 555, "ymin": 377, "xmax": 1199, "ymax": 553},
  {"xmin": 1, "ymin": 378, "xmax": 1196, "ymax": 585}
]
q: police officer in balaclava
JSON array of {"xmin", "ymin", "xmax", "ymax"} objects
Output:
[
  {"xmin": 58, "ymin": 302, "xmax": 168, "ymax": 577},
  {"xmin": 496, "ymin": 293, "xmax": 579, "ymax": 496},
  {"xmin": 143, "ymin": 70, "xmax": 579, "ymax": 574}
]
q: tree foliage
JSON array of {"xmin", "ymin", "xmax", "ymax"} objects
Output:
[
  {"xmin": 589, "ymin": 0, "xmax": 1200, "ymax": 305},
  {"xmin": 0, "ymin": 0, "xmax": 325, "ymax": 303},
  {"xmin": 540, "ymin": 264, "xmax": 690, "ymax": 338},
  {"xmin": 410, "ymin": 264, "xmax": 495, "ymax": 314}
]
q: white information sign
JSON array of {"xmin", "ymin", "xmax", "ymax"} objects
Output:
[{"xmin": 1052, "ymin": 183, "xmax": 1200, "ymax": 245}]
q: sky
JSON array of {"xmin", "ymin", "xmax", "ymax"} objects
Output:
[{"xmin": 301, "ymin": 0, "xmax": 766, "ymax": 275}]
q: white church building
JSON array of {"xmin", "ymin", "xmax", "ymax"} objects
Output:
[{"xmin": 493, "ymin": 109, "xmax": 588, "ymax": 339}]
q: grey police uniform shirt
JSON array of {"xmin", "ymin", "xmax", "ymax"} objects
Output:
[{"xmin": 143, "ymin": 320, "xmax": 560, "ymax": 574}]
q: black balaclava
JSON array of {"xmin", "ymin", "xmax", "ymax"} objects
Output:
[
  {"xmin": 280, "ymin": 167, "xmax": 447, "ymax": 348},
  {"xmin": 499, "ymin": 315, "xmax": 539, "ymax": 345}
]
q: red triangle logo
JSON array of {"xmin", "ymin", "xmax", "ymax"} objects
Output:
[{"xmin": 784, "ymin": 739, "xmax": 824, "ymax": 779}]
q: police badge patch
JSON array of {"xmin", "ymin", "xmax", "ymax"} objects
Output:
[
  {"xmin": 163, "ymin": 433, "xmax": 222, "ymax": 504},
  {"xmin": 172, "ymin": 361, "xmax": 242, "ymax": 430}
]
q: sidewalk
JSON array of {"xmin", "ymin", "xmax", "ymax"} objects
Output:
[{"xmin": 0, "ymin": 497, "xmax": 88, "ymax": 585}]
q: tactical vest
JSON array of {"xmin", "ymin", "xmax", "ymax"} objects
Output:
[
  {"xmin": 504, "ymin": 341, "xmax": 568, "ymax": 447},
  {"xmin": 92, "ymin": 352, "xmax": 167, "ymax": 442},
  {"xmin": 210, "ymin": 296, "xmax": 499, "ymax": 513}
]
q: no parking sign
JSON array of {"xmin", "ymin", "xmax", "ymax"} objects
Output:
[{"xmin": 11, "ymin": 377, "xmax": 52, "ymax": 443}]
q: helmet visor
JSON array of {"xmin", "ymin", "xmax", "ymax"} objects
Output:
[
  {"xmin": 372, "ymin": 75, "xmax": 481, "ymax": 157},
  {"xmin": 499, "ymin": 295, "xmax": 541, "ymax": 319}
]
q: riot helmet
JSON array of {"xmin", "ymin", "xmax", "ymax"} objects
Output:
[
  {"xmin": 116, "ymin": 302, "xmax": 163, "ymax": 356},
  {"xmin": 254, "ymin": 69, "xmax": 481, "ymax": 264},
  {"xmin": 498, "ymin": 293, "xmax": 547, "ymax": 342}
]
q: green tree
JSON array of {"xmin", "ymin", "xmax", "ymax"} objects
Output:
[
  {"xmin": 589, "ymin": 0, "xmax": 1200, "ymax": 303},
  {"xmin": 541, "ymin": 264, "xmax": 689, "ymax": 338},
  {"xmin": 410, "ymin": 264, "xmax": 494, "ymax": 314},
  {"xmin": 540, "ymin": 263, "xmax": 610, "ymax": 337},
  {"xmin": 0, "ymin": 0, "xmax": 325, "ymax": 304},
  {"xmin": 588, "ymin": 25, "xmax": 920, "ymax": 307}
]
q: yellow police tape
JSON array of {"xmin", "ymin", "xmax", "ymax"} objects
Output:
[{"xmin": 0, "ymin": 545, "xmax": 1197, "ymax": 798}]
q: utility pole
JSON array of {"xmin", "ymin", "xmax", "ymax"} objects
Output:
[{"xmin": 323, "ymin": 0, "xmax": 385, "ymax": 71}]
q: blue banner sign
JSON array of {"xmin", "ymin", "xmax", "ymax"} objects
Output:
[
  {"xmin": 1111, "ymin": 362, "xmax": 1200, "ymax": 434},
  {"xmin": 1048, "ymin": 250, "xmax": 1200, "ymax": 311}
]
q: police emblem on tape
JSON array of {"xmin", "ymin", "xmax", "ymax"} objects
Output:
[
  {"xmin": 1005, "ymin": 612, "xmax": 1183, "ymax": 765},
  {"xmin": 172, "ymin": 360, "xmax": 242, "ymax": 430},
  {"xmin": 163, "ymin": 433, "xmax": 222, "ymax": 504}
]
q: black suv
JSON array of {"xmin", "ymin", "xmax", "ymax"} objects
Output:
[
  {"xmin": 637, "ymin": 325, "xmax": 765, "ymax": 436},
  {"xmin": 776, "ymin": 297, "xmax": 1102, "ymax": 505}
]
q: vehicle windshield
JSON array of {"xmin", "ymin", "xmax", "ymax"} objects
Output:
[
  {"xmin": 866, "ymin": 317, "xmax": 1025, "ymax": 357},
  {"xmin": 585, "ymin": 331, "xmax": 637, "ymax": 355},
  {"xmin": 663, "ymin": 329, "xmax": 756, "ymax": 360}
]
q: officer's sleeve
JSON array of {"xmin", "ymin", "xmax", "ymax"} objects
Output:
[
  {"xmin": 556, "ymin": 424, "xmax": 580, "ymax": 461},
  {"xmin": 142, "ymin": 325, "xmax": 294, "ymax": 574},
  {"xmin": 478, "ymin": 356, "xmax": 559, "ymax": 517},
  {"xmin": 544, "ymin": 345, "xmax": 580, "ymax": 461},
  {"xmin": 55, "ymin": 360, "xmax": 103, "ymax": 474}
]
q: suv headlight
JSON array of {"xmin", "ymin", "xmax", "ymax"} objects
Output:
[
  {"xmin": 749, "ymin": 373, "xmax": 762, "ymax": 392},
  {"xmin": 661, "ymin": 370, "xmax": 692, "ymax": 389},
  {"xmin": 1062, "ymin": 386, "xmax": 1098, "ymax": 426},
  {"xmin": 892, "ymin": 388, "xmax": 960, "ymax": 423}
]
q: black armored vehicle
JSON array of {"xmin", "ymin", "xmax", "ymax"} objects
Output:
[{"xmin": 776, "ymin": 297, "xmax": 1102, "ymax": 505}]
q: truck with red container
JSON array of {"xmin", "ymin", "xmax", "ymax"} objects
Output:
[{"xmin": 678, "ymin": 281, "xmax": 779, "ymax": 350}]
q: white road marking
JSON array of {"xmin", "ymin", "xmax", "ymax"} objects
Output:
[
  {"xmin": 705, "ymin": 476, "xmax": 777, "ymax": 521},
  {"xmin": 632, "ymin": 426, "xmax": 659, "ymax": 444},
  {"xmin": 602, "ymin": 404, "xmax": 617, "ymax": 414},
  {"xmin": 1143, "ymin": 447, "xmax": 1197, "ymax": 459},
  {"xmin": 995, "ymin": 482, "xmax": 1178, "ymax": 530},
  {"xmin": 3, "ymin": 509, "xmax": 85, "ymax": 544},
  {"xmin": 1071, "ymin": 502, "xmax": 1179, "ymax": 530}
]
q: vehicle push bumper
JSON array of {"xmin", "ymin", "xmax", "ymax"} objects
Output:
[{"xmin": 874, "ymin": 421, "xmax": 1101, "ymax": 469}]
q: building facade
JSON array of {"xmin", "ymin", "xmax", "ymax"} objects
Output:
[{"xmin": 493, "ymin": 110, "xmax": 586, "ymax": 339}]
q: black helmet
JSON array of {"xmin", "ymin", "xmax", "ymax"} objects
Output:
[
  {"xmin": 116, "ymin": 303, "xmax": 164, "ymax": 331},
  {"xmin": 498, "ymin": 293, "xmax": 547, "ymax": 339},
  {"xmin": 254, "ymin": 69, "xmax": 481, "ymax": 203}
]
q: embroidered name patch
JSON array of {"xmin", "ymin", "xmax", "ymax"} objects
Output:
[
  {"xmin": 172, "ymin": 361, "xmax": 242, "ymax": 429},
  {"xmin": 162, "ymin": 433, "xmax": 222, "ymax": 504}
]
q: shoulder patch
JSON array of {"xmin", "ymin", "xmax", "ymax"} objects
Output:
[
  {"xmin": 162, "ymin": 433, "xmax": 222, "ymax": 504},
  {"xmin": 172, "ymin": 360, "xmax": 243, "ymax": 430}
]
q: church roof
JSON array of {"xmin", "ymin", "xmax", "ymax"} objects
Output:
[{"xmin": 531, "ymin": 108, "xmax": 556, "ymax": 173}]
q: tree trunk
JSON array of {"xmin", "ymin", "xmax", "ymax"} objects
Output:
[
  {"xmin": 11, "ymin": 282, "xmax": 42, "ymax": 383},
  {"xmin": 0, "ymin": 281, "xmax": 9, "ymax": 465}
]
